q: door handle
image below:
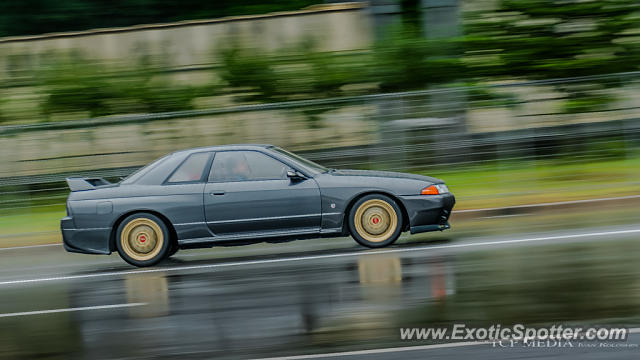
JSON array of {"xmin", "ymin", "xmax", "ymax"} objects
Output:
[{"xmin": 210, "ymin": 190, "xmax": 225, "ymax": 196}]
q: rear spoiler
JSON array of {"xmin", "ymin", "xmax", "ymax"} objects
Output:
[{"xmin": 66, "ymin": 177, "xmax": 112, "ymax": 192}]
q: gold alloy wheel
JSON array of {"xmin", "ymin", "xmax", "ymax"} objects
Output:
[
  {"xmin": 353, "ymin": 199, "xmax": 398, "ymax": 242},
  {"xmin": 120, "ymin": 218, "xmax": 164, "ymax": 261}
]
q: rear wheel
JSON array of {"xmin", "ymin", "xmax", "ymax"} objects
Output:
[
  {"xmin": 349, "ymin": 194, "xmax": 403, "ymax": 248},
  {"xmin": 116, "ymin": 213, "xmax": 170, "ymax": 267}
]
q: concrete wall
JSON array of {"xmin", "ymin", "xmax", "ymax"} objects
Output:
[
  {"xmin": 0, "ymin": 105, "xmax": 378, "ymax": 180},
  {"xmin": 0, "ymin": 2, "xmax": 378, "ymax": 180},
  {"xmin": 0, "ymin": 2, "xmax": 372, "ymax": 77}
]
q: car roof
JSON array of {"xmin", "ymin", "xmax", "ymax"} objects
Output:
[{"xmin": 172, "ymin": 144, "xmax": 274, "ymax": 156}]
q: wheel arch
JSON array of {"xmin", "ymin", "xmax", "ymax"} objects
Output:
[
  {"xmin": 342, "ymin": 191, "xmax": 410, "ymax": 234},
  {"xmin": 109, "ymin": 210, "xmax": 178, "ymax": 252}
]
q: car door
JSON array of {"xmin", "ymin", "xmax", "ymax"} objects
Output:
[
  {"xmin": 158, "ymin": 151, "xmax": 213, "ymax": 240},
  {"xmin": 204, "ymin": 150, "xmax": 321, "ymax": 238}
]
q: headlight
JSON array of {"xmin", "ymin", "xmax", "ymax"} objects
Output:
[
  {"xmin": 421, "ymin": 184, "xmax": 449, "ymax": 195},
  {"xmin": 435, "ymin": 184, "xmax": 449, "ymax": 194}
]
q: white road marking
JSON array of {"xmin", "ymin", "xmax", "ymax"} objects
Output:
[
  {"xmin": 482, "ymin": 214, "xmax": 526, "ymax": 219},
  {"xmin": 0, "ymin": 243, "xmax": 62, "ymax": 251},
  {"xmin": 252, "ymin": 327, "xmax": 640, "ymax": 359},
  {"xmin": 251, "ymin": 341, "xmax": 483, "ymax": 360},
  {"xmin": 0, "ymin": 303, "xmax": 147, "ymax": 318},
  {"xmin": 0, "ymin": 228, "xmax": 639, "ymax": 287},
  {"xmin": 454, "ymin": 194, "xmax": 640, "ymax": 213}
]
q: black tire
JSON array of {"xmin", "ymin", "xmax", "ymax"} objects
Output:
[
  {"xmin": 168, "ymin": 242, "xmax": 179, "ymax": 257},
  {"xmin": 116, "ymin": 213, "xmax": 171, "ymax": 267},
  {"xmin": 348, "ymin": 194, "xmax": 403, "ymax": 248}
]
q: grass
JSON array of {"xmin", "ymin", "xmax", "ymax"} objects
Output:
[
  {"xmin": 425, "ymin": 156, "xmax": 640, "ymax": 209},
  {"xmin": 0, "ymin": 205, "xmax": 65, "ymax": 235},
  {"xmin": 1, "ymin": 156, "xmax": 639, "ymax": 247}
]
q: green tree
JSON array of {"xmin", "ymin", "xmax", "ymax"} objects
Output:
[
  {"xmin": 372, "ymin": 25, "xmax": 465, "ymax": 92},
  {"xmin": 39, "ymin": 54, "xmax": 200, "ymax": 119},
  {"xmin": 465, "ymin": 0, "xmax": 640, "ymax": 79},
  {"xmin": 219, "ymin": 41, "xmax": 369, "ymax": 102},
  {"xmin": 465, "ymin": 0, "xmax": 640, "ymax": 112},
  {"xmin": 219, "ymin": 47, "xmax": 280, "ymax": 101}
]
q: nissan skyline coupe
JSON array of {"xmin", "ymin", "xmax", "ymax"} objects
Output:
[{"xmin": 61, "ymin": 144, "xmax": 455, "ymax": 267}]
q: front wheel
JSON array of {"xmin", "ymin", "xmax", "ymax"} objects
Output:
[
  {"xmin": 348, "ymin": 194, "xmax": 403, "ymax": 248},
  {"xmin": 116, "ymin": 213, "xmax": 171, "ymax": 267}
]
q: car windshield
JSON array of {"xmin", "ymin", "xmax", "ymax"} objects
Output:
[{"xmin": 270, "ymin": 147, "xmax": 328, "ymax": 174}]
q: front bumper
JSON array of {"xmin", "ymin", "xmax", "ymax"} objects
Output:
[
  {"xmin": 399, "ymin": 193, "xmax": 455, "ymax": 234},
  {"xmin": 61, "ymin": 216, "xmax": 111, "ymax": 255}
]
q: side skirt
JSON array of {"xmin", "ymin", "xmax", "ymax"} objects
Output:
[{"xmin": 178, "ymin": 228, "xmax": 326, "ymax": 248}]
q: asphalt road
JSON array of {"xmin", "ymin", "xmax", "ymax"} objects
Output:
[{"xmin": 1, "ymin": 209, "xmax": 640, "ymax": 359}]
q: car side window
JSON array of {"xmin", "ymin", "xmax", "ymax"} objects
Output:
[
  {"xmin": 209, "ymin": 151, "xmax": 290, "ymax": 182},
  {"xmin": 167, "ymin": 152, "xmax": 211, "ymax": 183}
]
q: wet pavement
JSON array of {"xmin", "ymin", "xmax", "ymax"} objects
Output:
[{"xmin": 1, "ymin": 207, "xmax": 640, "ymax": 359}]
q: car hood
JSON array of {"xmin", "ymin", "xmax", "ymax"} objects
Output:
[{"xmin": 328, "ymin": 169, "xmax": 443, "ymax": 184}]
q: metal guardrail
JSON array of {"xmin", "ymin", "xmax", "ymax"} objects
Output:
[
  {"xmin": 0, "ymin": 116, "xmax": 638, "ymax": 188},
  {"xmin": 1, "ymin": 72, "xmax": 639, "ymax": 213},
  {"xmin": 2, "ymin": 70, "xmax": 639, "ymax": 136},
  {"xmin": 0, "ymin": 167, "xmax": 139, "ymax": 188}
]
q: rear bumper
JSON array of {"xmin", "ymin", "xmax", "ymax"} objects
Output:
[
  {"xmin": 61, "ymin": 216, "xmax": 111, "ymax": 255},
  {"xmin": 399, "ymin": 193, "xmax": 455, "ymax": 234}
]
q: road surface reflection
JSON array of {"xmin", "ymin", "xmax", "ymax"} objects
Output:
[{"xmin": 1, "ymin": 233, "xmax": 639, "ymax": 359}]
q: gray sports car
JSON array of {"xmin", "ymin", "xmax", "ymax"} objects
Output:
[{"xmin": 61, "ymin": 144, "xmax": 455, "ymax": 267}]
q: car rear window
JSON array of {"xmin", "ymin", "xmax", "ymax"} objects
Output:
[{"xmin": 167, "ymin": 152, "xmax": 211, "ymax": 183}]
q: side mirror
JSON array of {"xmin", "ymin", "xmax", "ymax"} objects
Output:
[{"xmin": 287, "ymin": 170, "xmax": 306, "ymax": 181}]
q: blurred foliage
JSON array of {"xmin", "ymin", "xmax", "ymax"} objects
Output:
[
  {"xmin": 219, "ymin": 41, "xmax": 372, "ymax": 126},
  {"xmin": 372, "ymin": 26, "xmax": 465, "ymax": 92},
  {"xmin": 562, "ymin": 92, "xmax": 615, "ymax": 114},
  {"xmin": 219, "ymin": 47, "xmax": 281, "ymax": 101},
  {"xmin": 219, "ymin": 27, "xmax": 467, "ymax": 102},
  {"xmin": 464, "ymin": 0, "xmax": 640, "ymax": 111},
  {"xmin": 0, "ymin": 0, "xmax": 638, "ymax": 123},
  {"xmin": 466, "ymin": 85, "xmax": 519, "ymax": 108},
  {"xmin": 219, "ymin": 41, "xmax": 370, "ymax": 102},
  {"xmin": 464, "ymin": 0, "xmax": 640, "ymax": 79},
  {"xmin": 0, "ymin": 0, "xmax": 320, "ymax": 37},
  {"xmin": 38, "ymin": 55, "xmax": 205, "ymax": 118},
  {"xmin": 219, "ymin": 0, "xmax": 640, "ymax": 104},
  {"xmin": 0, "ymin": 89, "xmax": 5, "ymax": 123}
]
